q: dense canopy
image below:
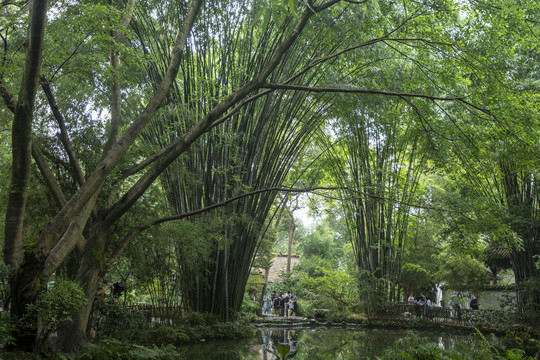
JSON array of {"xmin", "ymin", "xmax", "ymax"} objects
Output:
[{"xmin": 0, "ymin": 0, "xmax": 539, "ymax": 353}]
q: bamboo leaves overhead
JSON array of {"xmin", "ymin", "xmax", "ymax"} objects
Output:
[{"xmin": 131, "ymin": 0, "xmax": 339, "ymax": 319}]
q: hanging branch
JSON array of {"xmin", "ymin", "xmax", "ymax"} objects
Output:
[
  {"xmin": 105, "ymin": 182, "xmax": 468, "ymax": 270},
  {"xmin": 262, "ymin": 83, "xmax": 493, "ymax": 116}
]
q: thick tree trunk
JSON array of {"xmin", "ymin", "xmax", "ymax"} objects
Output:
[
  {"xmin": 4, "ymin": 0, "xmax": 49, "ymax": 266},
  {"xmin": 9, "ymin": 252, "xmax": 47, "ymax": 350},
  {"xmin": 57, "ymin": 226, "xmax": 109, "ymax": 352}
]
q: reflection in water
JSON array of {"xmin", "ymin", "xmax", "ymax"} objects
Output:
[
  {"xmin": 261, "ymin": 329, "xmax": 298, "ymax": 359},
  {"xmin": 177, "ymin": 327, "xmax": 489, "ymax": 360}
]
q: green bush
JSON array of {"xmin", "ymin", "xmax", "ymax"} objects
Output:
[
  {"xmin": 378, "ymin": 330, "xmax": 537, "ymax": 360},
  {"xmin": 181, "ymin": 311, "xmax": 218, "ymax": 326},
  {"xmin": 22, "ymin": 278, "xmax": 87, "ymax": 351},
  {"xmin": 76, "ymin": 339, "xmax": 182, "ymax": 360},
  {"xmin": 145, "ymin": 326, "xmax": 190, "ymax": 346},
  {"xmin": 0, "ymin": 315, "xmax": 16, "ymax": 347},
  {"xmin": 95, "ymin": 300, "xmax": 148, "ymax": 343},
  {"xmin": 239, "ymin": 298, "xmax": 261, "ymax": 320},
  {"xmin": 356, "ymin": 270, "xmax": 391, "ymax": 316},
  {"xmin": 295, "ymin": 299, "xmax": 310, "ymax": 318}
]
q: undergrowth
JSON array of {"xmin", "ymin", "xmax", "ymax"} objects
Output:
[{"xmin": 377, "ymin": 329, "xmax": 539, "ymax": 360}]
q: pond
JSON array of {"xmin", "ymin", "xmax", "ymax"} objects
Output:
[{"xmin": 177, "ymin": 326, "xmax": 490, "ymax": 359}]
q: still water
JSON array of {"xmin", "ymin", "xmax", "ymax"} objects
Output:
[{"xmin": 177, "ymin": 326, "xmax": 483, "ymax": 359}]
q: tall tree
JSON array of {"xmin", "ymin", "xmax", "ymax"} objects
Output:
[
  {"xmin": 1, "ymin": 0, "xmax": 390, "ymax": 349},
  {"xmin": 329, "ymin": 97, "xmax": 427, "ymax": 301}
]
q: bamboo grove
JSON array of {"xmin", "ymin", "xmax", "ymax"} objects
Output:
[{"xmin": 0, "ymin": 0, "xmax": 539, "ymax": 351}]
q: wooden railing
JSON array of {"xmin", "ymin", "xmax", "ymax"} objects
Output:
[
  {"xmin": 125, "ymin": 303, "xmax": 188, "ymax": 326},
  {"xmin": 373, "ymin": 304, "xmax": 511, "ymax": 328}
]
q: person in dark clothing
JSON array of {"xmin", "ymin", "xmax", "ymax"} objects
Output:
[
  {"xmin": 470, "ymin": 295, "xmax": 480, "ymax": 310},
  {"xmin": 271, "ymin": 291, "xmax": 277, "ymax": 316},
  {"xmin": 279, "ymin": 289, "xmax": 285, "ymax": 316},
  {"xmin": 112, "ymin": 282, "xmax": 126, "ymax": 298},
  {"xmin": 415, "ymin": 294, "xmax": 425, "ymax": 317},
  {"xmin": 273, "ymin": 291, "xmax": 280, "ymax": 316}
]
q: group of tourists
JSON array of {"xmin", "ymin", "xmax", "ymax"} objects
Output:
[
  {"xmin": 262, "ymin": 289, "xmax": 298, "ymax": 317},
  {"xmin": 408, "ymin": 292, "xmax": 481, "ymax": 321},
  {"xmin": 408, "ymin": 293, "xmax": 433, "ymax": 318}
]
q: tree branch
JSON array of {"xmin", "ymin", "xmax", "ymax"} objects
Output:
[
  {"xmin": 31, "ymin": 141, "xmax": 67, "ymax": 209},
  {"xmin": 106, "ymin": 184, "xmax": 465, "ymax": 269},
  {"xmin": 103, "ymin": 4, "xmax": 318, "ymax": 225},
  {"xmin": 40, "ymin": 75, "xmax": 86, "ymax": 186},
  {"xmin": 0, "ymin": 75, "xmax": 15, "ymax": 112},
  {"xmin": 49, "ymin": 24, "xmax": 99, "ymax": 81},
  {"xmin": 43, "ymin": 193, "xmax": 97, "ymax": 277},
  {"xmin": 104, "ymin": 0, "xmax": 136, "ymax": 153},
  {"xmin": 262, "ymin": 83, "xmax": 493, "ymax": 116},
  {"xmin": 38, "ymin": 0, "xmax": 203, "ymax": 254},
  {"xmin": 2, "ymin": 76, "xmax": 72, "ymax": 212},
  {"xmin": 207, "ymin": 35, "xmax": 456, "ymax": 131}
]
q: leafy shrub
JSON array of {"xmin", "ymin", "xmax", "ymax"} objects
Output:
[
  {"xmin": 76, "ymin": 339, "xmax": 182, "ymax": 360},
  {"xmin": 502, "ymin": 330, "xmax": 540, "ymax": 358},
  {"xmin": 0, "ymin": 315, "xmax": 16, "ymax": 347},
  {"xmin": 356, "ymin": 270, "xmax": 392, "ymax": 316},
  {"xmin": 181, "ymin": 311, "xmax": 218, "ymax": 326},
  {"xmin": 378, "ymin": 330, "xmax": 537, "ymax": 360},
  {"xmin": 145, "ymin": 326, "xmax": 189, "ymax": 346},
  {"xmin": 180, "ymin": 320, "xmax": 254, "ymax": 342},
  {"xmin": 295, "ymin": 299, "xmax": 309, "ymax": 318},
  {"xmin": 282, "ymin": 266, "xmax": 359, "ymax": 321},
  {"xmin": 95, "ymin": 300, "xmax": 148, "ymax": 343},
  {"xmin": 514, "ymin": 277, "xmax": 540, "ymax": 324},
  {"xmin": 239, "ymin": 298, "xmax": 261, "ymax": 320},
  {"xmin": 22, "ymin": 278, "xmax": 87, "ymax": 350}
]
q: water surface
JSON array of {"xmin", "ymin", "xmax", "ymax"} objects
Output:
[{"xmin": 178, "ymin": 326, "xmax": 486, "ymax": 359}]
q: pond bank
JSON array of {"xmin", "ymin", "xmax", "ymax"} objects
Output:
[{"xmin": 255, "ymin": 313, "xmax": 540, "ymax": 338}]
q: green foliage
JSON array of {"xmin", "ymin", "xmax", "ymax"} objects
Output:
[
  {"xmin": 378, "ymin": 330, "xmax": 537, "ymax": 360},
  {"xmin": 356, "ymin": 270, "xmax": 392, "ymax": 316},
  {"xmin": 502, "ymin": 330, "xmax": 540, "ymax": 359},
  {"xmin": 245, "ymin": 271, "xmax": 264, "ymax": 294},
  {"xmin": 301, "ymin": 267, "xmax": 355, "ymax": 306},
  {"xmin": 439, "ymin": 253, "xmax": 491, "ymax": 293},
  {"xmin": 499, "ymin": 278, "xmax": 540, "ymax": 324},
  {"xmin": 253, "ymin": 223, "xmax": 278, "ymax": 271},
  {"xmin": 239, "ymin": 298, "xmax": 261, "ymax": 320},
  {"xmin": 181, "ymin": 311, "xmax": 218, "ymax": 327},
  {"xmin": 76, "ymin": 339, "xmax": 182, "ymax": 360},
  {"xmin": 23, "ymin": 279, "xmax": 87, "ymax": 347},
  {"xmin": 400, "ymin": 263, "xmax": 437, "ymax": 301},
  {"xmin": 94, "ymin": 301, "xmax": 148, "ymax": 343},
  {"xmin": 0, "ymin": 262, "xmax": 14, "ymax": 307},
  {"xmin": 279, "ymin": 265, "xmax": 358, "ymax": 320},
  {"xmin": 277, "ymin": 342, "xmax": 291, "ymax": 359},
  {"xmin": 0, "ymin": 315, "xmax": 16, "ymax": 347}
]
